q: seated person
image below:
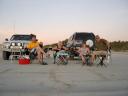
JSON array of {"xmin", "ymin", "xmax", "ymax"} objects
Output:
[
  {"xmin": 78, "ymin": 43, "xmax": 90, "ymax": 65},
  {"xmin": 27, "ymin": 34, "xmax": 39, "ymax": 54},
  {"xmin": 92, "ymin": 35, "xmax": 110, "ymax": 63},
  {"xmin": 26, "ymin": 34, "xmax": 46, "ymax": 64},
  {"xmin": 53, "ymin": 41, "xmax": 67, "ymax": 52},
  {"xmin": 52, "ymin": 41, "xmax": 68, "ymax": 64}
]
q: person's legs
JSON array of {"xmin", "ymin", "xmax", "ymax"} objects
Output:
[
  {"xmin": 91, "ymin": 51, "xmax": 97, "ymax": 64},
  {"xmin": 79, "ymin": 53, "xmax": 86, "ymax": 65},
  {"xmin": 53, "ymin": 52, "xmax": 57, "ymax": 64},
  {"xmin": 36, "ymin": 51, "xmax": 41, "ymax": 63},
  {"xmin": 23, "ymin": 48, "xmax": 30, "ymax": 55},
  {"xmin": 40, "ymin": 53, "xmax": 43, "ymax": 63},
  {"xmin": 36, "ymin": 48, "xmax": 44, "ymax": 64},
  {"xmin": 91, "ymin": 51, "xmax": 101, "ymax": 64},
  {"xmin": 29, "ymin": 48, "xmax": 37, "ymax": 60}
]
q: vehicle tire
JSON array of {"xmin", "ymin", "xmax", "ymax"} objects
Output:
[{"xmin": 3, "ymin": 51, "xmax": 10, "ymax": 60}]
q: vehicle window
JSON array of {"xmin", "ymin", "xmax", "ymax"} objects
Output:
[
  {"xmin": 75, "ymin": 33, "xmax": 93, "ymax": 40},
  {"xmin": 10, "ymin": 35, "xmax": 31, "ymax": 41}
]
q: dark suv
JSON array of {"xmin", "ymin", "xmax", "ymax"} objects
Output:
[{"xmin": 67, "ymin": 32, "xmax": 95, "ymax": 50}]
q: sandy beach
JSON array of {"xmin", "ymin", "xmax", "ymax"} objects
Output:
[{"xmin": 0, "ymin": 46, "xmax": 128, "ymax": 96}]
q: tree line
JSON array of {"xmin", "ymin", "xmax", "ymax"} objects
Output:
[
  {"xmin": 44, "ymin": 40, "xmax": 128, "ymax": 51},
  {"xmin": 110, "ymin": 41, "xmax": 128, "ymax": 51}
]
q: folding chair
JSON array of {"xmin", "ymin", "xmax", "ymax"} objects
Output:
[
  {"xmin": 96, "ymin": 55, "xmax": 106, "ymax": 66},
  {"xmin": 95, "ymin": 51, "xmax": 112, "ymax": 67},
  {"xmin": 55, "ymin": 50, "xmax": 69, "ymax": 65}
]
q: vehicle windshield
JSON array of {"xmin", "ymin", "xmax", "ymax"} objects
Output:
[
  {"xmin": 75, "ymin": 33, "xmax": 94, "ymax": 40},
  {"xmin": 10, "ymin": 35, "xmax": 31, "ymax": 41}
]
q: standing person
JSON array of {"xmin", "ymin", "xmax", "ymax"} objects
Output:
[
  {"xmin": 91, "ymin": 35, "xmax": 110, "ymax": 63},
  {"xmin": 78, "ymin": 43, "xmax": 90, "ymax": 65}
]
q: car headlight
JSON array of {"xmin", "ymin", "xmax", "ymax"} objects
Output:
[
  {"xmin": 17, "ymin": 43, "xmax": 22, "ymax": 46},
  {"xmin": 12, "ymin": 43, "xmax": 15, "ymax": 46}
]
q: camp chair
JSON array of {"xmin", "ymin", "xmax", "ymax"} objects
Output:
[
  {"xmin": 54, "ymin": 50, "xmax": 69, "ymax": 65},
  {"xmin": 94, "ymin": 51, "xmax": 112, "ymax": 67}
]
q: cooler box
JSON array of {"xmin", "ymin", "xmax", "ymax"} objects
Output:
[{"xmin": 18, "ymin": 58, "xmax": 30, "ymax": 65}]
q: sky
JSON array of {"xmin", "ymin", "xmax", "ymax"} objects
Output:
[{"xmin": 0, "ymin": 0, "xmax": 128, "ymax": 45}]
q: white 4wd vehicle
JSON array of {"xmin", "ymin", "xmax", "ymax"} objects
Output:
[{"xmin": 2, "ymin": 34, "xmax": 32, "ymax": 60}]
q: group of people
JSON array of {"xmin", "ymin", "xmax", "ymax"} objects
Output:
[
  {"xmin": 24, "ymin": 34, "xmax": 110, "ymax": 65},
  {"xmin": 78, "ymin": 35, "xmax": 110, "ymax": 65}
]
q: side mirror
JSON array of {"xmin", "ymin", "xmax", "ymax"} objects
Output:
[{"xmin": 5, "ymin": 38, "xmax": 8, "ymax": 41}]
